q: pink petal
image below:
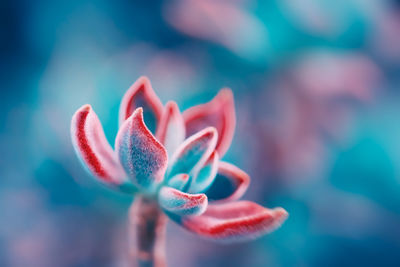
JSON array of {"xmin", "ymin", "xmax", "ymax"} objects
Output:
[
  {"xmin": 159, "ymin": 186, "xmax": 208, "ymax": 216},
  {"xmin": 205, "ymin": 161, "xmax": 250, "ymax": 202},
  {"xmin": 155, "ymin": 101, "xmax": 185, "ymax": 156},
  {"xmin": 119, "ymin": 76, "xmax": 164, "ymax": 133},
  {"xmin": 183, "ymin": 89, "xmax": 235, "ymax": 157},
  {"xmin": 167, "ymin": 127, "xmax": 218, "ymax": 180},
  {"xmin": 181, "ymin": 201, "xmax": 288, "ymax": 242},
  {"xmin": 70, "ymin": 105, "xmax": 127, "ymax": 186},
  {"xmin": 115, "ymin": 107, "xmax": 168, "ymax": 192}
]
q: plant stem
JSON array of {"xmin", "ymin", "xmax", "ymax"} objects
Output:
[{"xmin": 128, "ymin": 196, "xmax": 167, "ymax": 267}]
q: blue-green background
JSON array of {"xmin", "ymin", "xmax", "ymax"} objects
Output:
[{"xmin": 1, "ymin": 0, "xmax": 400, "ymax": 266}]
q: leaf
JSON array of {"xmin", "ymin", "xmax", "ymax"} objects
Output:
[
  {"xmin": 167, "ymin": 127, "xmax": 218, "ymax": 180},
  {"xmin": 183, "ymin": 89, "xmax": 235, "ymax": 157},
  {"xmin": 115, "ymin": 108, "xmax": 168, "ymax": 193},
  {"xmin": 167, "ymin": 173, "xmax": 190, "ymax": 191},
  {"xmin": 205, "ymin": 162, "xmax": 249, "ymax": 202},
  {"xmin": 70, "ymin": 104, "xmax": 131, "ymax": 191},
  {"xmin": 155, "ymin": 101, "xmax": 185, "ymax": 157},
  {"xmin": 119, "ymin": 76, "xmax": 164, "ymax": 133},
  {"xmin": 181, "ymin": 201, "xmax": 288, "ymax": 242},
  {"xmin": 188, "ymin": 151, "xmax": 219, "ymax": 193},
  {"xmin": 159, "ymin": 186, "xmax": 208, "ymax": 216}
]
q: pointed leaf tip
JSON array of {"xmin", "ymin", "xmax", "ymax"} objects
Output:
[
  {"xmin": 116, "ymin": 107, "xmax": 168, "ymax": 193},
  {"xmin": 71, "ymin": 104, "xmax": 127, "ymax": 187},
  {"xmin": 156, "ymin": 101, "xmax": 185, "ymax": 156},
  {"xmin": 167, "ymin": 127, "xmax": 218, "ymax": 180},
  {"xmin": 119, "ymin": 76, "xmax": 164, "ymax": 133},
  {"xmin": 183, "ymin": 88, "xmax": 236, "ymax": 157},
  {"xmin": 159, "ymin": 186, "xmax": 208, "ymax": 216},
  {"xmin": 181, "ymin": 201, "xmax": 288, "ymax": 242}
]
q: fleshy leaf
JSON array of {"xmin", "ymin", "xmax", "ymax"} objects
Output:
[
  {"xmin": 155, "ymin": 101, "xmax": 185, "ymax": 157},
  {"xmin": 189, "ymin": 151, "xmax": 219, "ymax": 193},
  {"xmin": 159, "ymin": 186, "xmax": 208, "ymax": 216},
  {"xmin": 180, "ymin": 201, "xmax": 288, "ymax": 242},
  {"xmin": 115, "ymin": 107, "xmax": 168, "ymax": 193},
  {"xmin": 70, "ymin": 105, "xmax": 131, "ymax": 190},
  {"xmin": 167, "ymin": 173, "xmax": 190, "ymax": 191},
  {"xmin": 119, "ymin": 76, "xmax": 164, "ymax": 133},
  {"xmin": 204, "ymin": 162, "xmax": 250, "ymax": 202},
  {"xmin": 183, "ymin": 89, "xmax": 235, "ymax": 157},
  {"xmin": 167, "ymin": 127, "xmax": 218, "ymax": 180}
]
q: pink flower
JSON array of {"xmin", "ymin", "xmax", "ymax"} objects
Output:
[{"xmin": 71, "ymin": 76, "xmax": 288, "ymax": 242}]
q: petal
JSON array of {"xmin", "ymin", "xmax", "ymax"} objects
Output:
[
  {"xmin": 115, "ymin": 107, "xmax": 168, "ymax": 193},
  {"xmin": 167, "ymin": 127, "xmax": 218, "ymax": 180},
  {"xmin": 188, "ymin": 151, "xmax": 219, "ymax": 194},
  {"xmin": 167, "ymin": 173, "xmax": 190, "ymax": 191},
  {"xmin": 204, "ymin": 162, "xmax": 250, "ymax": 202},
  {"xmin": 70, "ymin": 105, "xmax": 129, "ymax": 188},
  {"xmin": 119, "ymin": 76, "xmax": 164, "ymax": 133},
  {"xmin": 159, "ymin": 186, "xmax": 208, "ymax": 216},
  {"xmin": 155, "ymin": 101, "xmax": 185, "ymax": 157},
  {"xmin": 180, "ymin": 201, "xmax": 288, "ymax": 242},
  {"xmin": 183, "ymin": 89, "xmax": 235, "ymax": 157}
]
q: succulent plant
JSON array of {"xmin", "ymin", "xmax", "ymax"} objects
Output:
[{"xmin": 71, "ymin": 76, "xmax": 288, "ymax": 266}]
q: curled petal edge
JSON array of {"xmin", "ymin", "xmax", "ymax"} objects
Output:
[
  {"xmin": 159, "ymin": 186, "xmax": 208, "ymax": 216},
  {"xmin": 70, "ymin": 104, "xmax": 128, "ymax": 188},
  {"xmin": 189, "ymin": 151, "xmax": 219, "ymax": 194},
  {"xmin": 183, "ymin": 88, "xmax": 236, "ymax": 157},
  {"xmin": 167, "ymin": 127, "xmax": 218, "ymax": 180},
  {"xmin": 205, "ymin": 161, "xmax": 250, "ymax": 202},
  {"xmin": 155, "ymin": 101, "xmax": 186, "ymax": 156},
  {"xmin": 180, "ymin": 201, "xmax": 288, "ymax": 242},
  {"xmin": 118, "ymin": 76, "xmax": 164, "ymax": 130},
  {"xmin": 115, "ymin": 107, "xmax": 168, "ymax": 193}
]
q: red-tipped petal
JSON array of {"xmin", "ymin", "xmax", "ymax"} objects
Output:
[
  {"xmin": 181, "ymin": 201, "xmax": 288, "ymax": 242},
  {"xmin": 155, "ymin": 101, "xmax": 185, "ymax": 156},
  {"xmin": 71, "ymin": 105, "xmax": 127, "ymax": 185},
  {"xmin": 115, "ymin": 108, "xmax": 168, "ymax": 193},
  {"xmin": 205, "ymin": 161, "xmax": 250, "ymax": 202},
  {"xmin": 183, "ymin": 89, "xmax": 236, "ymax": 157},
  {"xmin": 167, "ymin": 127, "xmax": 218, "ymax": 180},
  {"xmin": 119, "ymin": 76, "xmax": 164, "ymax": 133},
  {"xmin": 159, "ymin": 186, "xmax": 208, "ymax": 216}
]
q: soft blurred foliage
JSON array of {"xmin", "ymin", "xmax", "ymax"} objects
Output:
[{"xmin": 1, "ymin": 0, "xmax": 400, "ymax": 266}]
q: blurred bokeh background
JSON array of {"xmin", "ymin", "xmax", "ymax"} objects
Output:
[{"xmin": 1, "ymin": 0, "xmax": 400, "ymax": 266}]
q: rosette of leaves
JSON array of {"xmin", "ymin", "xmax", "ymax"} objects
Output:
[{"xmin": 71, "ymin": 77, "xmax": 288, "ymax": 266}]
